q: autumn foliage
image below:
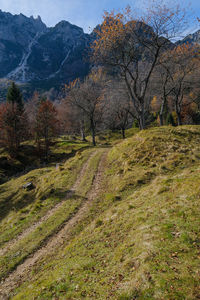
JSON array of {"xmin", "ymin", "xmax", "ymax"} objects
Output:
[
  {"xmin": 30, "ymin": 97, "xmax": 59, "ymax": 160},
  {"xmin": 92, "ymin": 2, "xmax": 199, "ymax": 129},
  {"xmin": 0, "ymin": 84, "xmax": 27, "ymax": 156}
]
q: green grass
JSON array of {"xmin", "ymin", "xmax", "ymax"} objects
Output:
[
  {"xmin": 0, "ymin": 147, "xmax": 93, "ymax": 249},
  {"xmin": 0, "ymin": 137, "xmax": 90, "ymax": 184},
  {"xmin": 1, "ymin": 126, "xmax": 200, "ymax": 299},
  {"xmin": 87, "ymin": 128, "xmax": 139, "ymax": 146},
  {"xmin": 0, "ymin": 147, "xmax": 105, "ymax": 280},
  {"xmin": 0, "ymin": 196, "xmax": 82, "ymax": 279}
]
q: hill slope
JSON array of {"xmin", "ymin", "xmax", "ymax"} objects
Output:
[{"xmin": 0, "ymin": 126, "xmax": 200, "ymax": 299}]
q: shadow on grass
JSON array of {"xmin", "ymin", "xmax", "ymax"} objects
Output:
[
  {"xmin": 0, "ymin": 143, "xmax": 92, "ymax": 185},
  {"xmin": 0, "ymin": 190, "xmax": 35, "ymax": 223}
]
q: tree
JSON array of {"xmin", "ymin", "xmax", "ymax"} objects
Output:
[
  {"xmin": 92, "ymin": 2, "xmax": 187, "ymax": 129},
  {"xmin": 26, "ymin": 94, "xmax": 59, "ymax": 160},
  {"xmin": 0, "ymin": 83, "xmax": 27, "ymax": 155},
  {"xmin": 155, "ymin": 66, "xmax": 173, "ymax": 126},
  {"xmin": 7, "ymin": 82, "xmax": 23, "ymax": 111},
  {"xmin": 55, "ymin": 98, "xmax": 87, "ymax": 140},
  {"xmin": 105, "ymin": 79, "xmax": 134, "ymax": 138},
  {"xmin": 0, "ymin": 103, "xmax": 27, "ymax": 155},
  {"xmin": 66, "ymin": 70, "xmax": 106, "ymax": 146},
  {"xmin": 162, "ymin": 44, "xmax": 199, "ymax": 125},
  {"xmin": 35, "ymin": 99, "xmax": 58, "ymax": 160}
]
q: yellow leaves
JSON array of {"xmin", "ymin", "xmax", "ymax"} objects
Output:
[
  {"xmin": 190, "ymin": 102, "xmax": 198, "ymax": 112},
  {"xmin": 65, "ymin": 79, "xmax": 80, "ymax": 92},
  {"xmin": 89, "ymin": 68, "xmax": 105, "ymax": 83},
  {"xmin": 92, "ymin": 9, "xmax": 136, "ymax": 61},
  {"xmin": 151, "ymin": 96, "xmax": 160, "ymax": 112}
]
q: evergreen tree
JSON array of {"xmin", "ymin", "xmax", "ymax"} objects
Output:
[
  {"xmin": 6, "ymin": 82, "xmax": 24, "ymax": 110},
  {"xmin": 1, "ymin": 82, "xmax": 27, "ymax": 154}
]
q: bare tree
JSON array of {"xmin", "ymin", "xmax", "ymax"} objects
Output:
[
  {"xmin": 92, "ymin": 1, "xmax": 187, "ymax": 129},
  {"xmin": 66, "ymin": 70, "xmax": 106, "ymax": 146},
  {"xmin": 161, "ymin": 44, "xmax": 199, "ymax": 125},
  {"xmin": 105, "ymin": 80, "xmax": 134, "ymax": 138}
]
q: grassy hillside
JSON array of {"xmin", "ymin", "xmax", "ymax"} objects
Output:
[
  {"xmin": 0, "ymin": 137, "xmax": 90, "ymax": 184},
  {"xmin": 0, "ymin": 126, "xmax": 200, "ymax": 299}
]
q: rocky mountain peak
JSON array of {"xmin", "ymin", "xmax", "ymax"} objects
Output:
[
  {"xmin": 177, "ymin": 29, "xmax": 200, "ymax": 45},
  {"xmin": 0, "ymin": 10, "xmax": 91, "ymax": 88},
  {"xmin": 53, "ymin": 20, "xmax": 84, "ymax": 37},
  {"xmin": 0, "ymin": 9, "xmax": 197, "ymax": 97}
]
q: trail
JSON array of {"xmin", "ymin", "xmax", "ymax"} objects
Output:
[
  {"xmin": 0, "ymin": 151, "xmax": 96, "ymax": 257},
  {"xmin": 0, "ymin": 149, "xmax": 108, "ymax": 299}
]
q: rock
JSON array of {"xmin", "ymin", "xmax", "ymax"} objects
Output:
[
  {"xmin": 23, "ymin": 182, "xmax": 35, "ymax": 191},
  {"xmin": 56, "ymin": 163, "xmax": 60, "ymax": 171}
]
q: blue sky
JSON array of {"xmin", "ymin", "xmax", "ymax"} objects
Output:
[{"xmin": 0, "ymin": 0, "xmax": 199, "ymax": 33}]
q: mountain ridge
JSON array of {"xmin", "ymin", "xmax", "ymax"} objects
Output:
[
  {"xmin": 0, "ymin": 11, "xmax": 91, "ymax": 90},
  {"xmin": 0, "ymin": 10, "xmax": 199, "ymax": 97}
]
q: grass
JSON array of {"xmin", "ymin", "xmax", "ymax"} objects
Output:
[
  {"xmin": 77, "ymin": 149, "xmax": 105, "ymax": 197},
  {"xmin": 1, "ymin": 126, "xmax": 200, "ymax": 299},
  {"xmin": 0, "ymin": 196, "xmax": 82, "ymax": 279},
  {"xmin": 87, "ymin": 128, "xmax": 139, "ymax": 146},
  {"xmin": 0, "ymin": 137, "xmax": 90, "ymax": 184},
  {"xmin": 0, "ymin": 148, "xmax": 91, "ymax": 248},
  {"xmin": 0, "ymin": 147, "xmax": 105, "ymax": 280}
]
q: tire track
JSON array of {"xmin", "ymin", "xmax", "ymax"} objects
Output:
[
  {"xmin": 0, "ymin": 151, "xmax": 96, "ymax": 257},
  {"xmin": 0, "ymin": 149, "xmax": 108, "ymax": 299}
]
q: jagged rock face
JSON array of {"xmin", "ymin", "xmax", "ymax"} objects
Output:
[
  {"xmin": 177, "ymin": 30, "xmax": 200, "ymax": 45},
  {"xmin": 0, "ymin": 11, "xmax": 91, "ymax": 86},
  {"xmin": 0, "ymin": 10, "xmax": 198, "ymax": 92},
  {"xmin": 0, "ymin": 11, "xmax": 46, "ymax": 77},
  {"xmin": 26, "ymin": 21, "xmax": 91, "ymax": 83}
]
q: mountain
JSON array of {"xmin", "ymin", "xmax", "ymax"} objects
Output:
[
  {"xmin": 177, "ymin": 29, "xmax": 200, "ymax": 45},
  {"xmin": 0, "ymin": 10, "xmax": 199, "ymax": 98},
  {"xmin": 0, "ymin": 11, "xmax": 92, "ymax": 94},
  {"xmin": 0, "ymin": 10, "xmax": 46, "ymax": 78}
]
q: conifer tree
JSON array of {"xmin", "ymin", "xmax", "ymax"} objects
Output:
[
  {"xmin": 0, "ymin": 82, "xmax": 27, "ymax": 155},
  {"xmin": 7, "ymin": 82, "xmax": 24, "ymax": 110}
]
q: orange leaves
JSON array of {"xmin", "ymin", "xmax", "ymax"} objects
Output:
[
  {"xmin": 0, "ymin": 102, "xmax": 27, "ymax": 154},
  {"xmin": 92, "ymin": 10, "xmax": 131, "ymax": 62},
  {"xmin": 36, "ymin": 99, "xmax": 58, "ymax": 134},
  {"xmin": 65, "ymin": 78, "xmax": 80, "ymax": 93}
]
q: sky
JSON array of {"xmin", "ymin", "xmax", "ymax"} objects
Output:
[{"xmin": 0, "ymin": 0, "xmax": 199, "ymax": 33}]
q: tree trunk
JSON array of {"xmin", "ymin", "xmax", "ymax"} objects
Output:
[
  {"xmin": 45, "ymin": 138, "xmax": 49, "ymax": 160},
  {"xmin": 80, "ymin": 121, "xmax": 87, "ymax": 142},
  {"xmin": 122, "ymin": 128, "xmax": 126, "ymax": 139},
  {"xmin": 91, "ymin": 128, "xmax": 96, "ymax": 146},
  {"xmin": 177, "ymin": 112, "xmax": 182, "ymax": 126},
  {"xmin": 44, "ymin": 127, "xmax": 49, "ymax": 160},
  {"xmin": 139, "ymin": 114, "xmax": 145, "ymax": 130},
  {"xmin": 159, "ymin": 99, "xmax": 165, "ymax": 126},
  {"xmin": 81, "ymin": 130, "xmax": 87, "ymax": 142},
  {"xmin": 138, "ymin": 101, "xmax": 146, "ymax": 130},
  {"xmin": 175, "ymin": 100, "xmax": 182, "ymax": 126},
  {"xmin": 90, "ymin": 119, "xmax": 96, "ymax": 146},
  {"xmin": 159, "ymin": 113, "xmax": 164, "ymax": 126}
]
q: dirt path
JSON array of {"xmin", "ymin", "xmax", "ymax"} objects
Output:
[
  {"xmin": 0, "ymin": 148, "xmax": 108, "ymax": 299},
  {"xmin": 0, "ymin": 151, "xmax": 96, "ymax": 257}
]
